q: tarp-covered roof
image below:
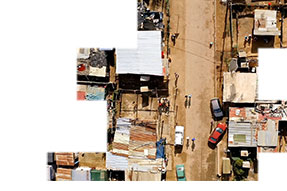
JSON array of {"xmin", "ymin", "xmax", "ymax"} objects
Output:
[{"xmin": 116, "ymin": 31, "xmax": 163, "ymax": 76}]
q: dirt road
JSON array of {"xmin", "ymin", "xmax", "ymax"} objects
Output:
[{"xmin": 167, "ymin": 0, "xmax": 218, "ymax": 180}]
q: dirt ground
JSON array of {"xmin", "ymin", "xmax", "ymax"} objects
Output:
[{"xmin": 165, "ymin": 0, "xmax": 221, "ymax": 181}]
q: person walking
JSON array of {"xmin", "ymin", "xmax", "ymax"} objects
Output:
[
  {"xmin": 171, "ymin": 34, "xmax": 176, "ymax": 46},
  {"xmin": 209, "ymin": 41, "xmax": 213, "ymax": 48}
]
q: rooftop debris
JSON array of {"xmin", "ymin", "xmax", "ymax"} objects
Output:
[
  {"xmin": 229, "ymin": 103, "xmax": 287, "ymax": 150},
  {"xmin": 137, "ymin": 2, "xmax": 164, "ymax": 31}
]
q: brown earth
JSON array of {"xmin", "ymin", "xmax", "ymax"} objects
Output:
[{"xmin": 165, "ymin": 0, "xmax": 222, "ymax": 181}]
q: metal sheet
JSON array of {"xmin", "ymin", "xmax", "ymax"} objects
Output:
[
  {"xmin": 72, "ymin": 167, "xmax": 91, "ymax": 181},
  {"xmin": 116, "ymin": 31, "xmax": 163, "ymax": 76},
  {"xmin": 106, "ymin": 152, "xmax": 128, "ymax": 171},
  {"xmin": 228, "ymin": 121, "xmax": 257, "ymax": 147}
]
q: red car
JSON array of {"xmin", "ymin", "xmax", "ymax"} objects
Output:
[{"xmin": 208, "ymin": 123, "xmax": 227, "ymax": 144}]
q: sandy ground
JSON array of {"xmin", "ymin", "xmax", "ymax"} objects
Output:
[{"xmin": 166, "ymin": 0, "xmax": 220, "ymax": 181}]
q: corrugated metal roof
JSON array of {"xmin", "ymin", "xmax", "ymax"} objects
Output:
[
  {"xmin": 258, "ymin": 120, "xmax": 278, "ymax": 147},
  {"xmin": 111, "ymin": 118, "xmax": 132, "ymax": 156},
  {"xmin": 129, "ymin": 125, "xmax": 157, "ymax": 159},
  {"xmin": 106, "ymin": 152, "xmax": 128, "ymax": 171},
  {"xmin": 116, "ymin": 31, "xmax": 163, "ymax": 76},
  {"xmin": 125, "ymin": 170, "xmax": 162, "ymax": 181},
  {"xmin": 128, "ymin": 158, "xmax": 163, "ymax": 173},
  {"xmin": 110, "ymin": 118, "xmax": 159, "ymax": 171},
  {"xmin": 228, "ymin": 121, "xmax": 257, "ymax": 147}
]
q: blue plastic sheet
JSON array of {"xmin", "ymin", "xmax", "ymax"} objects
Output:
[{"xmin": 156, "ymin": 139, "xmax": 165, "ymax": 159}]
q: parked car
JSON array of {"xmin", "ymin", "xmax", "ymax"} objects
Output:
[
  {"xmin": 176, "ymin": 164, "xmax": 186, "ymax": 181},
  {"xmin": 208, "ymin": 123, "xmax": 227, "ymax": 145},
  {"xmin": 175, "ymin": 126, "xmax": 184, "ymax": 146},
  {"xmin": 210, "ymin": 98, "xmax": 224, "ymax": 120}
]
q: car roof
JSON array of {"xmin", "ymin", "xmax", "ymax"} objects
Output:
[
  {"xmin": 176, "ymin": 164, "xmax": 184, "ymax": 168},
  {"xmin": 211, "ymin": 123, "xmax": 227, "ymax": 139},
  {"xmin": 217, "ymin": 123, "xmax": 227, "ymax": 130},
  {"xmin": 175, "ymin": 134, "xmax": 183, "ymax": 144},
  {"xmin": 211, "ymin": 99, "xmax": 220, "ymax": 107},
  {"xmin": 211, "ymin": 129, "xmax": 222, "ymax": 139},
  {"xmin": 175, "ymin": 126, "xmax": 184, "ymax": 132}
]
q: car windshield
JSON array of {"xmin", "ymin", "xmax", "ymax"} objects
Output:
[
  {"xmin": 216, "ymin": 128, "xmax": 223, "ymax": 133},
  {"xmin": 214, "ymin": 108, "xmax": 221, "ymax": 113},
  {"xmin": 211, "ymin": 137, "xmax": 217, "ymax": 142},
  {"xmin": 177, "ymin": 167, "xmax": 184, "ymax": 171}
]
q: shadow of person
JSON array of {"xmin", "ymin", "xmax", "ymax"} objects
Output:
[{"xmin": 192, "ymin": 141, "xmax": 195, "ymax": 151}]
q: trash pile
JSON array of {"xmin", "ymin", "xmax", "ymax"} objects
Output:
[
  {"xmin": 158, "ymin": 97, "xmax": 170, "ymax": 115},
  {"xmin": 138, "ymin": 2, "xmax": 164, "ymax": 31}
]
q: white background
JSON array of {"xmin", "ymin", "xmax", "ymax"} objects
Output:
[
  {"xmin": 0, "ymin": 0, "xmax": 287, "ymax": 190},
  {"xmin": 258, "ymin": 48, "xmax": 287, "ymax": 100}
]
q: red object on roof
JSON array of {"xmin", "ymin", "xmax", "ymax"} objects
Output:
[
  {"xmin": 77, "ymin": 64, "xmax": 86, "ymax": 71},
  {"xmin": 161, "ymin": 51, "xmax": 164, "ymax": 59}
]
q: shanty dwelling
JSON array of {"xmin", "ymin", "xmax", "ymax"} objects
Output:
[
  {"xmin": 115, "ymin": 31, "xmax": 169, "ymax": 126},
  {"xmin": 106, "ymin": 152, "xmax": 128, "ymax": 181},
  {"xmin": 106, "ymin": 118, "xmax": 167, "ymax": 181},
  {"xmin": 232, "ymin": 5, "xmax": 283, "ymax": 59},
  {"xmin": 254, "ymin": 101, "xmax": 287, "ymax": 152},
  {"xmin": 52, "ymin": 152, "xmax": 79, "ymax": 181},
  {"xmin": 227, "ymin": 107, "xmax": 259, "ymax": 180},
  {"xmin": 254, "ymin": 9, "xmax": 281, "ymax": 36},
  {"xmin": 48, "ymin": 152, "xmax": 110, "ymax": 181},
  {"xmin": 116, "ymin": 31, "xmax": 168, "ymax": 94},
  {"xmin": 77, "ymin": 48, "xmax": 116, "ymax": 101},
  {"xmin": 251, "ymin": 9, "xmax": 281, "ymax": 53},
  {"xmin": 78, "ymin": 152, "xmax": 108, "ymax": 181}
]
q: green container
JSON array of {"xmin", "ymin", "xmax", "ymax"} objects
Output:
[{"xmin": 90, "ymin": 170, "xmax": 108, "ymax": 181}]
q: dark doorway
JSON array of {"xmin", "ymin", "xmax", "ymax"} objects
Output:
[
  {"xmin": 142, "ymin": 93, "xmax": 149, "ymax": 107},
  {"xmin": 279, "ymin": 120, "xmax": 287, "ymax": 136},
  {"xmin": 108, "ymin": 170, "xmax": 125, "ymax": 181}
]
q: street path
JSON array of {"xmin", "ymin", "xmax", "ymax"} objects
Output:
[{"xmin": 167, "ymin": 0, "xmax": 218, "ymax": 181}]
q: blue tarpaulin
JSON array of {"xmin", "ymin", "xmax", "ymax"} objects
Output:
[{"xmin": 156, "ymin": 139, "xmax": 165, "ymax": 159}]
